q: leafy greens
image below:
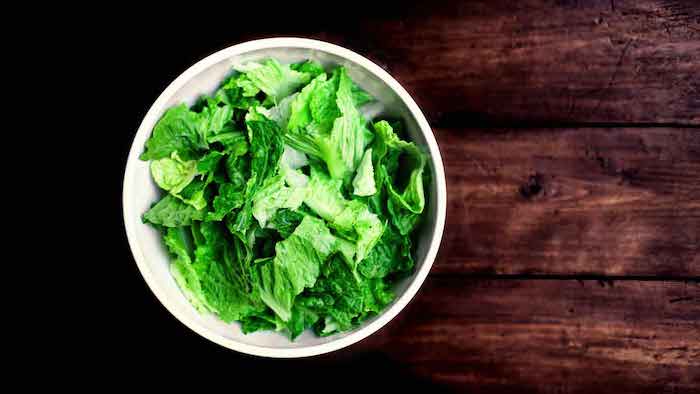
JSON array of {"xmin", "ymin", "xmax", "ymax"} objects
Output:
[{"xmin": 141, "ymin": 59, "xmax": 429, "ymax": 339}]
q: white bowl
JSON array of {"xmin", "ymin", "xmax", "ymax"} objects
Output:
[{"xmin": 123, "ymin": 38, "xmax": 446, "ymax": 358}]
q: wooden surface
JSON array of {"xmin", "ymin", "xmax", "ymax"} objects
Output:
[
  {"xmin": 317, "ymin": 0, "xmax": 700, "ymax": 125},
  {"xmin": 437, "ymin": 127, "xmax": 700, "ymax": 276},
  {"xmin": 351, "ymin": 279, "xmax": 700, "ymax": 393},
  {"xmin": 113, "ymin": 1, "xmax": 700, "ymax": 392}
]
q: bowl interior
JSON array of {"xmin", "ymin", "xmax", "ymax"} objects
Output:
[{"xmin": 124, "ymin": 42, "xmax": 441, "ymax": 352}]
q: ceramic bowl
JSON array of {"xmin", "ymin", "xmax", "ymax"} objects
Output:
[{"xmin": 123, "ymin": 38, "xmax": 446, "ymax": 357}]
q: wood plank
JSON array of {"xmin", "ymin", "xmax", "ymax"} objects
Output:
[
  {"xmin": 338, "ymin": 278, "xmax": 700, "ymax": 393},
  {"xmin": 434, "ymin": 127, "xmax": 700, "ymax": 276},
  {"xmin": 321, "ymin": 0, "xmax": 700, "ymax": 125},
  {"xmin": 120, "ymin": 279, "xmax": 699, "ymax": 393}
]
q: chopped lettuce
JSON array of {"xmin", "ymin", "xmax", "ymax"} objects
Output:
[
  {"xmin": 143, "ymin": 194, "xmax": 206, "ymax": 227},
  {"xmin": 373, "ymin": 120, "xmax": 428, "ymax": 235},
  {"xmin": 251, "ymin": 174, "xmax": 307, "ymax": 228},
  {"xmin": 234, "ymin": 59, "xmax": 313, "ymax": 104},
  {"xmin": 140, "ymin": 104, "xmax": 207, "ymax": 161},
  {"xmin": 140, "ymin": 58, "xmax": 429, "ymax": 340},
  {"xmin": 352, "ymin": 148, "xmax": 376, "ymax": 196},
  {"xmin": 283, "ymin": 68, "xmax": 373, "ymax": 182},
  {"xmin": 253, "ymin": 216, "xmax": 336, "ymax": 321},
  {"xmin": 150, "ymin": 152, "xmax": 198, "ymax": 195}
]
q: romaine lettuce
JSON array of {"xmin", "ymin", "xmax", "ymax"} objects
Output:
[{"xmin": 140, "ymin": 58, "xmax": 429, "ymax": 340}]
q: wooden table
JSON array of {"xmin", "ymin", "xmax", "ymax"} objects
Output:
[{"xmin": 115, "ymin": 1, "xmax": 699, "ymax": 392}]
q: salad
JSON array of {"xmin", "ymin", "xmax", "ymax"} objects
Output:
[{"xmin": 140, "ymin": 59, "xmax": 429, "ymax": 339}]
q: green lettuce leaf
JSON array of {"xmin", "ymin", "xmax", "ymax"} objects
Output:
[
  {"xmin": 225, "ymin": 154, "xmax": 248, "ymax": 189},
  {"xmin": 223, "ymin": 116, "xmax": 286, "ymax": 232},
  {"xmin": 143, "ymin": 194, "xmax": 205, "ymax": 227},
  {"xmin": 288, "ymin": 74, "xmax": 327, "ymax": 132},
  {"xmin": 252, "ymin": 174, "xmax": 307, "ymax": 228},
  {"xmin": 253, "ymin": 216, "xmax": 336, "ymax": 321},
  {"xmin": 329, "ymin": 68, "xmax": 373, "ymax": 179},
  {"xmin": 236, "ymin": 59, "xmax": 312, "ymax": 103},
  {"xmin": 140, "ymin": 104, "xmax": 207, "ymax": 161},
  {"xmin": 149, "ymin": 150, "xmax": 218, "ymax": 211},
  {"xmin": 310, "ymin": 256, "xmax": 394, "ymax": 334},
  {"xmin": 304, "ymin": 165, "xmax": 383, "ymax": 265},
  {"xmin": 304, "ymin": 164, "xmax": 347, "ymax": 220},
  {"xmin": 358, "ymin": 224, "xmax": 413, "ymax": 278},
  {"xmin": 198, "ymin": 104, "xmax": 234, "ymax": 140},
  {"xmin": 235, "ymin": 74, "xmax": 260, "ymax": 97},
  {"xmin": 284, "ymin": 69, "xmax": 374, "ymax": 181},
  {"xmin": 352, "ymin": 148, "xmax": 376, "ymax": 196},
  {"xmin": 252, "ymin": 257, "xmax": 292, "ymax": 322},
  {"xmin": 245, "ymin": 118, "xmax": 285, "ymax": 196},
  {"xmin": 196, "ymin": 151, "xmax": 225, "ymax": 174},
  {"xmin": 207, "ymin": 130, "xmax": 248, "ymax": 156},
  {"xmin": 165, "ymin": 227, "xmax": 214, "ymax": 313},
  {"xmin": 207, "ymin": 182, "xmax": 245, "ymax": 221},
  {"xmin": 269, "ymin": 209, "xmax": 305, "ymax": 239},
  {"xmin": 214, "ymin": 73, "xmax": 260, "ymax": 110},
  {"xmin": 334, "ymin": 236, "xmax": 357, "ymax": 266},
  {"xmin": 267, "ymin": 93, "xmax": 297, "ymax": 129},
  {"xmin": 141, "ymin": 59, "xmax": 427, "ymax": 340},
  {"xmin": 279, "ymin": 145, "xmax": 309, "ymax": 187},
  {"xmin": 353, "ymin": 207, "xmax": 384, "ymax": 265},
  {"xmin": 373, "ymin": 120, "xmax": 428, "ymax": 235},
  {"xmin": 240, "ymin": 310, "xmax": 280, "ymax": 334},
  {"xmin": 176, "ymin": 178, "xmax": 210, "ymax": 210},
  {"xmin": 310, "ymin": 72, "xmax": 341, "ymax": 133},
  {"xmin": 351, "ymin": 83, "xmax": 373, "ymax": 107},
  {"xmin": 191, "ymin": 222, "xmax": 264, "ymax": 322},
  {"xmin": 282, "ymin": 297, "xmax": 323, "ymax": 339},
  {"xmin": 290, "ymin": 60, "xmax": 326, "ymax": 78},
  {"xmin": 150, "ymin": 152, "xmax": 198, "ymax": 194}
]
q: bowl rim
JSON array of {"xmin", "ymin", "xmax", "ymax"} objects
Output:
[{"xmin": 123, "ymin": 37, "xmax": 446, "ymax": 358}]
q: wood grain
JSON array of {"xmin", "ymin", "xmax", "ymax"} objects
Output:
[
  {"xmin": 133, "ymin": 279, "xmax": 699, "ymax": 393},
  {"xmin": 320, "ymin": 278, "xmax": 700, "ymax": 393},
  {"xmin": 317, "ymin": 0, "xmax": 700, "ymax": 125},
  {"xmin": 434, "ymin": 127, "xmax": 700, "ymax": 276}
]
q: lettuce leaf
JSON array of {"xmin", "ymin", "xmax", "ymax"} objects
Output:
[
  {"xmin": 290, "ymin": 60, "xmax": 325, "ymax": 78},
  {"xmin": 245, "ymin": 118, "xmax": 285, "ymax": 196},
  {"xmin": 358, "ymin": 224, "xmax": 413, "ymax": 278},
  {"xmin": 141, "ymin": 59, "xmax": 428, "ymax": 340},
  {"xmin": 207, "ymin": 130, "xmax": 248, "ymax": 156},
  {"xmin": 254, "ymin": 216, "xmax": 336, "ymax": 321},
  {"xmin": 269, "ymin": 209, "xmax": 305, "ymax": 239},
  {"xmin": 236, "ymin": 59, "xmax": 312, "ymax": 103},
  {"xmin": 140, "ymin": 104, "xmax": 207, "ymax": 161},
  {"xmin": 191, "ymin": 222, "xmax": 264, "ymax": 322},
  {"xmin": 198, "ymin": 104, "xmax": 234, "ymax": 140},
  {"xmin": 214, "ymin": 73, "xmax": 260, "ymax": 110},
  {"xmin": 283, "ymin": 68, "xmax": 372, "ymax": 181},
  {"xmin": 196, "ymin": 151, "xmax": 225, "ymax": 174},
  {"xmin": 176, "ymin": 178, "xmax": 210, "ymax": 210},
  {"xmin": 165, "ymin": 227, "xmax": 214, "ymax": 313},
  {"xmin": 150, "ymin": 152, "xmax": 198, "ymax": 195},
  {"xmin": 304, "ymin": 164, "xmax": 347, "ymax": 220},
  {"xmin": 373, "ymin": 120, "xmax": 428, "ymax": 235},
  {"xmin": 352, "ymin": 148, "xmax": 376, "ymax": 196},
  {"xmin": 207, "ymin": 182, "xmax": 245, "ymax": 221},
  {"xmin": 252, "ymin": 174, "xmax": 307, "ymax": 228},
  {"xmin": 329, "ymin": 68, "xmax": 373, "ymax": 180},
  {"xmin": 304, "ymin": 165, "xmax": 383, "ymax": 266},
  {"xmin": 143, "ymin": 194, "xmax": 205, "ymax": 227},
  {"xmin": 310, "ymin": 256, "xmax": 394, "ymax": 334}
]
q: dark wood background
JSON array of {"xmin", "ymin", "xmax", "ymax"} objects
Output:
[{"xmin": 107, "ymin": 1, "xmax": 698, "ymax": 392}]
